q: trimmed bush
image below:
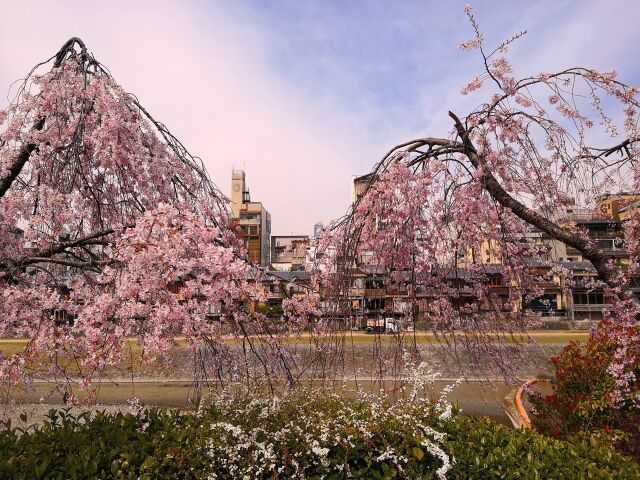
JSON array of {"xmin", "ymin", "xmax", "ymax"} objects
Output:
[
  {"xmin": 0, "ymin": 408, "xmax": 210, "ymax": 479},
  {"xmin": 0, "ymin": 392, "xmax": 637, "ymax": 479},
  {"xmin": 446, "ymin": 415, "xmax": 636, "ymax": 479}
]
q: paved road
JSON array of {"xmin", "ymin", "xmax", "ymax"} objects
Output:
[{"xmin": 6, "ymin": 378, "xmax": 532, "ymax": 425}]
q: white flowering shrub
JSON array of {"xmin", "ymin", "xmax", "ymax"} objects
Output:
[{"xmin": 205, "ymin": 392, "xmax": 454, "ymax": 479}]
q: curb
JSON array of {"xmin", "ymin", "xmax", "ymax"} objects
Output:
[
  {"xmin": 514, "ymin": 377, "xmax": 538, "ymax": 428},
  {"xmin": 503, "ymin": 387, "xmax": 522, "ymax": 428}
]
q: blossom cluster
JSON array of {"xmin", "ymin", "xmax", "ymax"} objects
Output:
[
  {"xmin": 205, "ymin": 385, "xmax": 456, "ymax": 479},
  {"xmin": 0, "ymin": 42, "xmax": 293, "ymax": 394}
]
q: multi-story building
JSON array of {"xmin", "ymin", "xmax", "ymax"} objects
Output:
[
  {"xmin": 464, "ymin": 193, "xmax": 640, "ymax": 323},
  {"xmin": 351, "ymin": 173, "xmax": 374, "ymax": 203},
  {"xmin": 345, "ymin": 173, "xmax": 640, "ymax": 326},
  {"xmin": 313, "ymin": 222, "xmax": 324, "ymax": 240},
  {"xmin": 230, "ymin": 169, "xmax": 271, "ymax": 267},
  {"xmin": 270, "ymin": 235, "xmax": 309, "ymax": 271},
  {"xmin": 619, "ymin": 200, "xmax": 640, "ymax": 221},
  {"xmin": 598, "ymin": 192, "xmax": 640, "ymax": 221}
]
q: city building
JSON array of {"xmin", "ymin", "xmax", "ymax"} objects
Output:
[
  {"xmin": 235, "ymin": 166, "xmax": 639, "ymax": 328},
  {"xmin": 343, "ymin": 174, "xmax": 640, "ymax": 327},
  {"xmin": 230, "ymin": 169, "xmax": 271, "ymax": 267},
  {"xmin": 597, "ymin": 192, "xmax": 640, "ymax": 221},
  {"xmin": 248, "ymin": 270, "xmax": 314, "ymax": 319},
  {"xmin": 617, "ymin": 197, "xmax": 640, "ymax": 221},
  {"xmin": 313, "ymin": 222, "xmax": 324, "ymax": 240},
  {"xmin": 462, "ymin": 193, "xmax": 640, "ymax": 322},
  {"xmin": 271, "ymin": 235, "xmax": 310, "ymax": 271},
  {"xmin": 352, "ymin": 173, "xmax": 374, "ymax": 203}
]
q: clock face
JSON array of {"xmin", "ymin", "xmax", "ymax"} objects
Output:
[{"xmin": 233, "ymin": 184, "xmax": 241, "ymax": 192}]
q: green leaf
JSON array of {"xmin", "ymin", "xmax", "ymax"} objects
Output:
[
  {"xmin": 34, "ymin": 458, "xmax": 49, "ymax": 478},
  {"xmin": 412, "ymin": 447, "xmax": 424, "ymax": 460}
]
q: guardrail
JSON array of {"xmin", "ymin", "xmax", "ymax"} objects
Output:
[{"xmin": 514, "ymin": 377, "xmax": 538, "ymax": 428}]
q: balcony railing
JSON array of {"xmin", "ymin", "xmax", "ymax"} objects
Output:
[
  {"xmin": 364, "ymin": 288, "xmax": 385, "ymax": 297},
  {"xmin": 572, "ymin": 303, "xmax": 611, "ymax": 312},
  {"xmin": 558, "ymin": 212, "xmax": 611, "ymax": 222}
]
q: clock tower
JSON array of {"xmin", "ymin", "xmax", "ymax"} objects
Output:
[{"xmin": 231, "ymin": 169, "xmax": 245, "ymax": 219}]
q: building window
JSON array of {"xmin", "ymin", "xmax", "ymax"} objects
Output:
[
  {"xmin": 627, "ymin": 278, "xmax": 640, "ymax": 288},
  {"xmin": 525, "ymin": 294, "xmax": 558, "ymax": 312},
  {"xmin": 365, "ymin": 279, "xmax": 384, "ymax": 289},
  {"xmin": 572, "ymin": 291, "xmax": 604, "ymax": 305},
  {"xmin": 595, "ymin": 239, "xmax": 614, "ymax": 249},
  {"xmin": 365, "ymin": 298, "xmax": 385, "ymax": 311}
]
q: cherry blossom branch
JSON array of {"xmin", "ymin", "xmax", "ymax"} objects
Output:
[{"xmin": 447, "ymin": 110, "xmax": 622, "ymax": 292}]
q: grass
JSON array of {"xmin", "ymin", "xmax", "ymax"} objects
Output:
[
  {"xmin": 0, "ymin": 330, "xmax": 589, "ymax": 371},
  {"xmin": 312, "ymin": 330, "xmax": 589, "ymax": 346},
  {"xmin": 0, "ymin": 330, "xmax": 588, "ymax": 357}
]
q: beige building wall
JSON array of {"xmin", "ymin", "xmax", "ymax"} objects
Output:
[
  {"xmin": 351, "ymin": 173, "xmax": 374, "ymax": 203},
  {"xmin": 537, "ymin": 237, "xmax": 569, "ymax": 262},
  {"xmin": 598, "ymin": 193, "xmax": 640, "ymax": 221},
  {"xmin": 231, "ymin": 170, "xmax": 246, "ymax": 219}
]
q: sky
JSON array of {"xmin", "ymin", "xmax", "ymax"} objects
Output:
[{"xmin": 1, "ymin": 0, "xmax": 639, "ymax": 235}]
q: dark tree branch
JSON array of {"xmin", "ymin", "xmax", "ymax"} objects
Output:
[
  {"xmin": 24, "ymin": 228, "xmax": 115, "ymax": 261},
  {"xmin": 0, "ymin": 117, "xmax": 45, "ymax": 199},
  {"xmin": 448, "ymin": 110, "xmax": 621, "ymax": 291}
]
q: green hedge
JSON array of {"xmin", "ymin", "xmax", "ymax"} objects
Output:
[
  {"xmin": 0, "ymin": 393, "xmax": 637, "ymax": 479},
  {"xmin": 445, "ymin": 415, "xmax": 635, "ymax": 479}
]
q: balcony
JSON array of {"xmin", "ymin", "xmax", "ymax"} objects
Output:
[
  {"xmin": 365, "ymin": 288, "xmax": 385, "ymax": 297},
  {"xmin": 386, "ymin": 288, "xmax": 408, "ymax": 296},
  {"xmin": 559, "ymin": 212, "xmax": 610, "ymax": 222},
  {"xmin": 534, "ymin": 281, "xmax": 561, "ymax": 289},
  {"xmin": 572, "ymin": 303, "xmax": 611, "ymax": 312}
]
